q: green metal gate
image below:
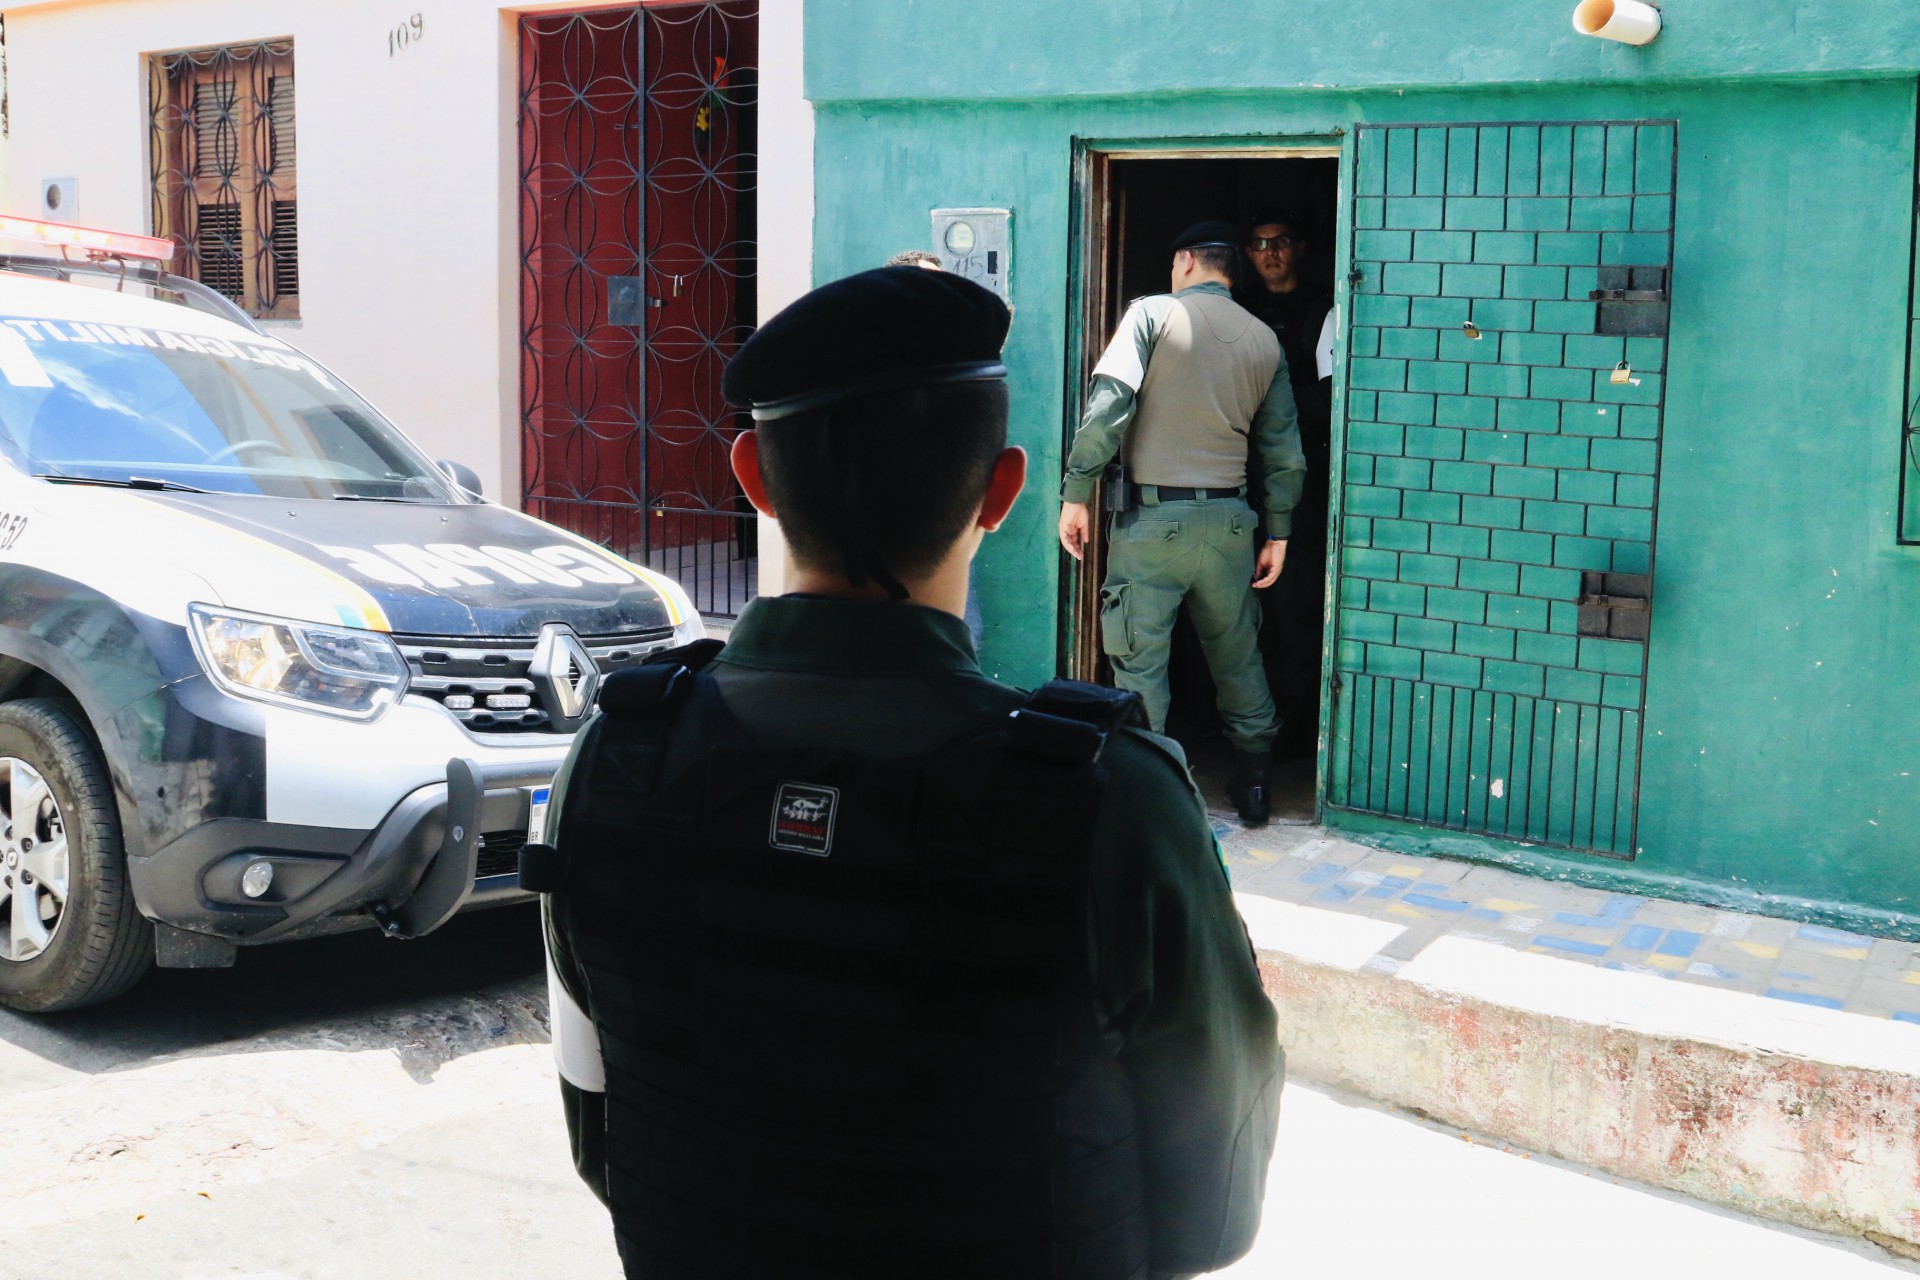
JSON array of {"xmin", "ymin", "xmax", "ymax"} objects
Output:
[{"xmin": 1328, "ymin": 121, "xmax": 1674, "ymax": 858}]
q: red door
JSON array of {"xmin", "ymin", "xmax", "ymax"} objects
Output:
[{"xmin": 519, "ymin": 2, "xmax": 758, "ymax": 617}]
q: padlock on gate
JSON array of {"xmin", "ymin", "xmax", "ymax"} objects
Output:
[{"xmin": 1610, "ymin": 361, "xmax": 1641, "ymax": 387}]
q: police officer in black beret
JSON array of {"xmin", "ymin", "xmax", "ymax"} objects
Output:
[{"xmin": 531, "ymin": 267, "xmax": 1282, "ymax": 1280}]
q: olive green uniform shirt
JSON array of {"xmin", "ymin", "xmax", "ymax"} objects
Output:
[
  {"xmin": 1062, "ymin": 281, "xmax": 1307, "ymax": 537},
  {"xmin": 545, "ymin": 594, "xmax": 1282, "ymax": 1278}
]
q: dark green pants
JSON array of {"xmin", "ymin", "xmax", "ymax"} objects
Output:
[{"xmin": 1099, "ymin": 496, "xmax": 1279, "ymax": 753}]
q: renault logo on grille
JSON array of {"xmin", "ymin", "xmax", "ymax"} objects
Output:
[{"xmin": 531, "ymin": 624, "xmax": 600, "ymax": 728}]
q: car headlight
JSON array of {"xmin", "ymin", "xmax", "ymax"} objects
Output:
[{"xmin": 188, "ymin": 605, "xmax": 409, "ymax": 721}]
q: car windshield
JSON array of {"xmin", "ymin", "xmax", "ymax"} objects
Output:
[{"xmin": 0, "ymin": 314, "xmax": 464, "ymax": 502}]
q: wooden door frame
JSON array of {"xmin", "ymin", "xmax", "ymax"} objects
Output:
[{"xmin": 1058, "ymin": 136, "xmax": 1351, "ymax": 777}]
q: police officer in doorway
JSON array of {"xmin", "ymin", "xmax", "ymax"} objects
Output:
[
  {"xmin": 1059, "ymin": 221, "xmax": 1306, "ymax": 826},
  {"xmin": 1241, "ymin": 213, "xmax": 1336, "ymax": 760},
  {"xmin": 532, "ymin": 266, "xmax": 1281, "ymax": 1280}
]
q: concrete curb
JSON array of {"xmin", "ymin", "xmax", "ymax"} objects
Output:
[{"xmin": 1250, "ymin": 921, "xmax": 1920, "ymax": 1254}]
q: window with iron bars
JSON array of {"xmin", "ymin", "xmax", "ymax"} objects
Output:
[{"xmin": 147, "ymin": 40, "xmax": 298, "ymax": 320}]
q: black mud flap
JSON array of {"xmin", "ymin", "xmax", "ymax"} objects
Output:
[
  {"xmin": 378, "ymin": 757, "xmax": 556, "ymax": 940},
  {"xmin": 385, "ymin": 759, "xmax": 486, "ymax": 939}
]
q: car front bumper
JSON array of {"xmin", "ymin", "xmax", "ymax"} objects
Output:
[{"xmin": 136, "ymin": 754, "xmax": 562, "ymax": 947}]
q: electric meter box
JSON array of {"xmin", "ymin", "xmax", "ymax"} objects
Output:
[{"xmin": 932, "ymin": 207, "xmax": 1012, "ymax": 302}]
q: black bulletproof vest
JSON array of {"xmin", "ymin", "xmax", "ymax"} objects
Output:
[{"xmin": 549, "ymin": 653, "xmax": 1152, "ymax": 1280}]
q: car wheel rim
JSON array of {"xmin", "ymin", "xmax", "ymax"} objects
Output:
[{"xmin": 0, "ymin": 758, "xmax": 68, "ymax": 963}]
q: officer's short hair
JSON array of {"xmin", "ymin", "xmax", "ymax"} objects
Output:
[
  {"xmin": 1186, "ymin": 244, "xmax": 1240, "ymax": 277},
  {"xmin": 756, "ymin": 379, "xmax": 1010, "ymax": 580},
  {"xmin": 885, "ymin": 249, "xmax": 942, "ymax": 269}
]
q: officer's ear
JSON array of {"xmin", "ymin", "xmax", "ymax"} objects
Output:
[
  {"xmin": 977, "ymin": 446, "xmax": 1027, "ymax": 533},
  {"xmin": 730, "ymin": 430, "xmax": 778, "ymax": 518}
]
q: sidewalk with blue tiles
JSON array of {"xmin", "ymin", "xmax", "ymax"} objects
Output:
[{"xmin": 1209, "ymin": 804, "xmax": 1920, "ymax": 1027}]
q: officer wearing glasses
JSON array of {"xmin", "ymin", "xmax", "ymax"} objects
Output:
[{"xmin": 1242, "ymin": 213, "xmax": 1335, "ymax": 763}]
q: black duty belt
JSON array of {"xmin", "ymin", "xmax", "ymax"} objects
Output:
[{"xmin": 1141, "ymin": 484, "xmax": 1245, "ymax": 503}]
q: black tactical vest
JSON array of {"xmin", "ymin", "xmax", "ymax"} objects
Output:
[{"xmin": 544, "ymin": 647, "xmax": 1154, "ymax": 1280}]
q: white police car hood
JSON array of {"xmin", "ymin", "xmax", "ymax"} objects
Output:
[
  {"xmin": 38, "ymin": 483, "xmax": 690, "ymax": 639},
  {"xmin": 183, "ymin": 492, "xmax": 683, "ymax": 636}
]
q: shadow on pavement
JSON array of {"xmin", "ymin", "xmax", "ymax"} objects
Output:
[{"xmin": 0, "ymin": 902, "xmax": 548, "ymax": 1079}]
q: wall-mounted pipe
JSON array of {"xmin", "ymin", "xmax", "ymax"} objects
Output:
[{"xmin": 1572, "ymin": 0, "xmax": 1662, "ymax": 46}]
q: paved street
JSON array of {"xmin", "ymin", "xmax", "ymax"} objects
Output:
[
  {"xmin": 0, "ymin": 903, "xmax": 1908, "ymax": 1279},
  {"xmin": 0, "ymin": 906, "xmax": 621, "ymax": 1277}
]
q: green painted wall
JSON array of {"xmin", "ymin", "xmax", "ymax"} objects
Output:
[
  {"xmin": 804, "ymin": 6, "xmax": 1920, "ymax": 932},
  {"xmin": 808, "ymin": 0, "xmax": 1920, "ymax": 100}
]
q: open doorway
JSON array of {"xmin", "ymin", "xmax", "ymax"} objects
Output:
[{"xmin": 1066, "ymin": 146, "xmax": 1340, "ymax": 822}]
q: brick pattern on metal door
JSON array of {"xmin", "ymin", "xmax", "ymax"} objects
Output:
[{"xmin": 1328, "ymin": 122, "xmax": 1675, "ymax": 858}]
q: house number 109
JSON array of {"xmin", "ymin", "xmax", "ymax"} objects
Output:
[{"xmin": 389, "ymin": 13, "xmax": 424, "ymax": 57}]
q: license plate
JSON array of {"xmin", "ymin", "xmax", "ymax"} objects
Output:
[{"xmin": 528, "ymin": 785, "xmax": 552, "ymax": 844}]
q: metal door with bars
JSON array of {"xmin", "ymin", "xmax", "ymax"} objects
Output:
[
  {"xmin": 1327, "ymin": 121, "xmax": 1674, "ymax": 858},
  {"xmin": 518, "ymin": 3, "xmax": 759, "ymax": 618}
]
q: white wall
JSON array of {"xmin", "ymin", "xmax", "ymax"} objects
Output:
[
  {"xmin": 0, "ymin": 0, "xmax": 576, "ymax": 499},
  {"xmin": 752, "ymin": 0, "xmax": 811, "ymax": 597},
  {"xmin": 0, "ymin": 0, "xmax": 812, "ymax": 595}
]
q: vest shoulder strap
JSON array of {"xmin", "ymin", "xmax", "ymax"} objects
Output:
[
  {"xmin": 596, "ymin": 638, "xmax": 726, "ymax": 718},
  {"xmin": 1004, "ymin": 679, "xmax": 1145, "ymax": 768},
  {"xmin": 519, "ymin": 639, "xmax": 727, "ymax": 893}
]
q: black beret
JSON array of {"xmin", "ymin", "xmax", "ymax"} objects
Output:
[
  {"xmin": 1171, "ymin": 220, "xmax": 1241, "ymax": 253},
  {"xmin": 723, "ymin": 266, "xmax": 1011, "ymax": 421}
]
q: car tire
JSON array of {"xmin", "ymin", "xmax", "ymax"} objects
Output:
[{"xmin": 0, "ymin": 698, "xmax": 150, "ymax": 1012}]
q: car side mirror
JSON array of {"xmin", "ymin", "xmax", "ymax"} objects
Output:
[{"xmin": 436, "ymin": 460, "xmax": 483, "ymax": 498}]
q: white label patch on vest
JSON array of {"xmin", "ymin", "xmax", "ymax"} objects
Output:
[{"xmin": 770, "ymin": 783, "xmax": 839, "ymax": 856}]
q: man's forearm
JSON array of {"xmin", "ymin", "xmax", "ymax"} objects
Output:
[
  {"xmin": 1251, "ymin": 376, "xmax": 1306, "ymax": 535},
  {"xmin": 1137, "ymin": 1046, "xmax": 1283, "ymax": 1275},
  {"xmin": 1061, "ymin": 375, "xmax": 1137, "ymax": 503},
  {"xmin": 1120, "ymin": 842, "xmax": 1285, "ymax": 1275},
  {"xmin": 1257, "ymin": 448, "xmax": 1306, "ymax": 536}
]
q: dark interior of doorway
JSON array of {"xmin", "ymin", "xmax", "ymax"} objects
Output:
[{"xmin": 1100, "ymin": 154, "xmax": 1339, "ymax": 824}]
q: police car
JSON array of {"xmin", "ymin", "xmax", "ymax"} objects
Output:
[{"xmin": 0, "ymin": 217, "xmax": 701, "ymax": 1011}]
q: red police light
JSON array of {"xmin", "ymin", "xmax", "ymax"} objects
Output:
[{"xmin": 0, "ymin": 216, "xmax": 175, "ymax": 262}]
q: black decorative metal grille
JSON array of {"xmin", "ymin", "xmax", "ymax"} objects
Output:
[
  {"xmin": 519, "ymin": 3, "xmax": 759, "ymax": 618},
  {"xmin": 148, "ymin": 40, "xmax": 298, "ymax": 320}
]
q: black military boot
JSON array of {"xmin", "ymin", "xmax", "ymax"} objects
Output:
[{"xmin": 1226, "ymin": 750, "xmax": 1273, "ymax": 827}]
